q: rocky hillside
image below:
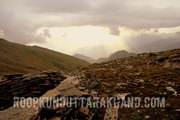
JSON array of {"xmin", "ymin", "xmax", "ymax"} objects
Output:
[
  {"xmin": 73, "ymin": 53, "xmax": 96, "ymax": 64},
  {"xmin": 0, "ymin": 48, "xmax": 179, "ymax": 120},
  {"xmin": 71, "ymin": 48, "xmax": 180, "ymax": 119},
  {"xmin": 0, "ymin": 38, "xmax": 89, "ymax": 75}
]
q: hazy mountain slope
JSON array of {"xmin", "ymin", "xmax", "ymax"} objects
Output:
[
  {"xmin": 96, "ymin": 50, "xmax": 136, "ymax": 63},
  {"xmin": 164, "ymin": 42, "xmax": 180, "ymax": 50},
  {"xmin": 96, "ymin": 57, "xmax": 107, "ymax": 63},
  {"xmin": 73, "ymin": 54, "xmax": 95, "ymax": 63},
  {"xmin": 131, "ymin": 39, "xmax": 180, "ymax": 53},
  {"xmin": 74, "ymin": 45, "xmax": 111, "ymax": 59},
  {"xmin": 0, "ymin": 38, "xmax": 90, "ymax": 74},
  {"xmin": 108, "ymin": 50, "xmax": 136, "ymax": 60}
]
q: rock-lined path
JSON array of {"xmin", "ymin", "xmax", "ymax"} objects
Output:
[{"xmin": 0, "ymin": 73, "xmax": 89, "ymax": 120}]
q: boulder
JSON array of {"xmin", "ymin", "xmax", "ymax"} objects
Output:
[{"xmin": 0, "ymin": 98, "xmax": 40, "ymax": 120}]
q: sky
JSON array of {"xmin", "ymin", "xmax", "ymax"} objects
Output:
[{"xmin": 0, "ymin": 0, "xmax": 180, "ymax": 59}]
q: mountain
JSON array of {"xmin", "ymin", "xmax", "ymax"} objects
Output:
[
  {"xmin": 96, "ymin": 57, "xmax": 107, "ymax": 63},
  {"xmin": 0, "ymin": 38, "xmax": 90, "ymax": 74},
  {"xmin": 108, "ymin": 50, "xmax": 136, "ymax": 60},
  {"xmin": 96, "ymin": 50, "xmax": 136, "ymax": 63},
  {"xmin": 74, "ymin": 50, "xmax": 136, "ymax": 63},
  {"xmin": 73, "ymin": 54, "xmax": 95, "ymax": 64},
  {"xmin": 74, "ymin": 45, "xmax": 111, "ymax": 59}
]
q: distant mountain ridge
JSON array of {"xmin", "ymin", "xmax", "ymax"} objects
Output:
[
  {"xmin": 96, "ymin": 50, "xmax": 136, "ymax": 63},
  {"xmin": 109, "ymin": 50, "xmax": 136, "ymax": 60},
  {"xmin": 73, "ymin": 54, "xmax": 96, "ymax": 64},
  {"xmin": 74, "ymin": 50, "xmax": 136, "ymax": 63},
  {"xmin": 0, "ymin": 38, "xmax": 90, "ymax": 74},
  {"xmin": 130, "ymin": 36, "xmax": 180, "ymax": 53}
]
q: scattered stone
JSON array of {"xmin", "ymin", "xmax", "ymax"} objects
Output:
[
  {"xmin": 127, "ymin": 66, "xmax": 133, "ymax": 70},
  {"xmin": 175, "ymin": 109, "xmax": 180, "ymax": 112},
  {"xmin": 164, "ymin": 61, "xmax": 171, "ymax": 68},
  {"xmin": 116, "ymin": 82, "xmax": 128, "ymax": 87},
  {"xmin": 104, "ymin": 107, "xmax": 119, "ymax": 120},
  {"xmin": 90, "ymin": 80, "xmax": 101, "ymax": 89},
  {"xmin": 114, "ymin": 93, "xmax": 130, "ymax": 100},
  {"xmin": 102, "ymin": 82, "xmax": 111, "ymax": 86},
  {"xmin": 84, "ymin": 72, "xmax": 91, "ymax": 79},
  {"xmin": 134, "ymin": 73, "xmax": 141, "ymax": 76},
  {"xmin": 156, "ymin": 56, "xmax": 168, "ymax": 62},
  {"xmin": 171, "ymin": 58, "xmax": 180, "ymax": 69},
  {"xmin": 79, "ymin": 107, "xmax": 89, "ymax": 115},
  {"xmin": 145, "ymin": 115, "xmax": 150, "ymax": 119},
  {"xmin": 135, "ymin": 79, "xmax": 144, "ymax": 83},
  {"xmin": 49, "ymin": 116, "xmax": 61, "ymax": 120},
  {"xmin": 90, "ymin": 90, "xmax": 98, "ymax": 96},
  {"xmin": 78, "ymin": 87, "xmax": 86, "ymax": 91},
  {"xmin": 166, "ymin": 87, "xmax": 177, "ymax": 96},
  {"xmin": 84, "ymin": 89, "xmax": 90, "ymax": 93},
  {"xmin": 167, "ymin": 82, "xmax": 175, "ymax": 86},
  {"xmin": 104, "ymin": 90, "xmax": 111, "ymax": 94},
  {"xmin": 149, "ymin": 53, "xmax": 157, "ymax": 57}
]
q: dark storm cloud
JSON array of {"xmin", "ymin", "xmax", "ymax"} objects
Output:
[
  {"xmin": 25, "ymin": 0, "xmax": 90, "ymax": 13},
  {"xmin": 86, "ymin": 0, "xmax": 180, "ymax": 33},
  {"xmin": 0, "ymin": 0, "xmax": 46, "ymax": 44},
  {"xmin": 0, "ymin": 0, "xmax": 180, "ymax": 44}
]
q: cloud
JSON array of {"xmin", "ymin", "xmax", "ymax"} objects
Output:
[
  {"xmin": 125, "ymin": 31, "xmax": 180, "ymax": 53},
  {"xmin": 85, "ymin": 0, "xmax": 180, "ymax": 33},
  {"xmin": 0, "ymin": 0, "xmax": 180, "ymax": 45},
  {"xmin": 26, "ymin": 0, "xmax": 90, "ymax": 13},
  {"xmin": 0, "ymin": 0, "xmax": 46, "ymax": 44},
  {"xmin": 43, "ymin": 29, "xmax": 51, "ymax": 38},
  {"xmin": 27, "ymin": 0, "xmax": 180, "ymax": 34}
]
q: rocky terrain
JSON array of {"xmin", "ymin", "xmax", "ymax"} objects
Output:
[
  {"xmin": 0, "ymin": 48, "xmax": 180, "ymax": 120},
  {"xmin": 0, "ymin": 71, "xmax": 66, "ymax": 110},
  {"xmin": 71, "ymin": 48, "xmax": 180, "ymax": 119}
]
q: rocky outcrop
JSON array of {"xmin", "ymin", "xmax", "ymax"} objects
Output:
[
  {"xmin": 0, "ymin": 71, "xmax": 66, "ymax": 110},
  {"xmin": 164, "ymin": 55, "xmax": 180, "ymax": 69},
  {"xmin": 0, "ymin": 75, "xmax": 90, "ymax": 120}
]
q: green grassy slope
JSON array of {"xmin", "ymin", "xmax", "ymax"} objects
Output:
[{"xmin": 0, "ymin": 38, "xmax": 90, "ymax": 74}]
